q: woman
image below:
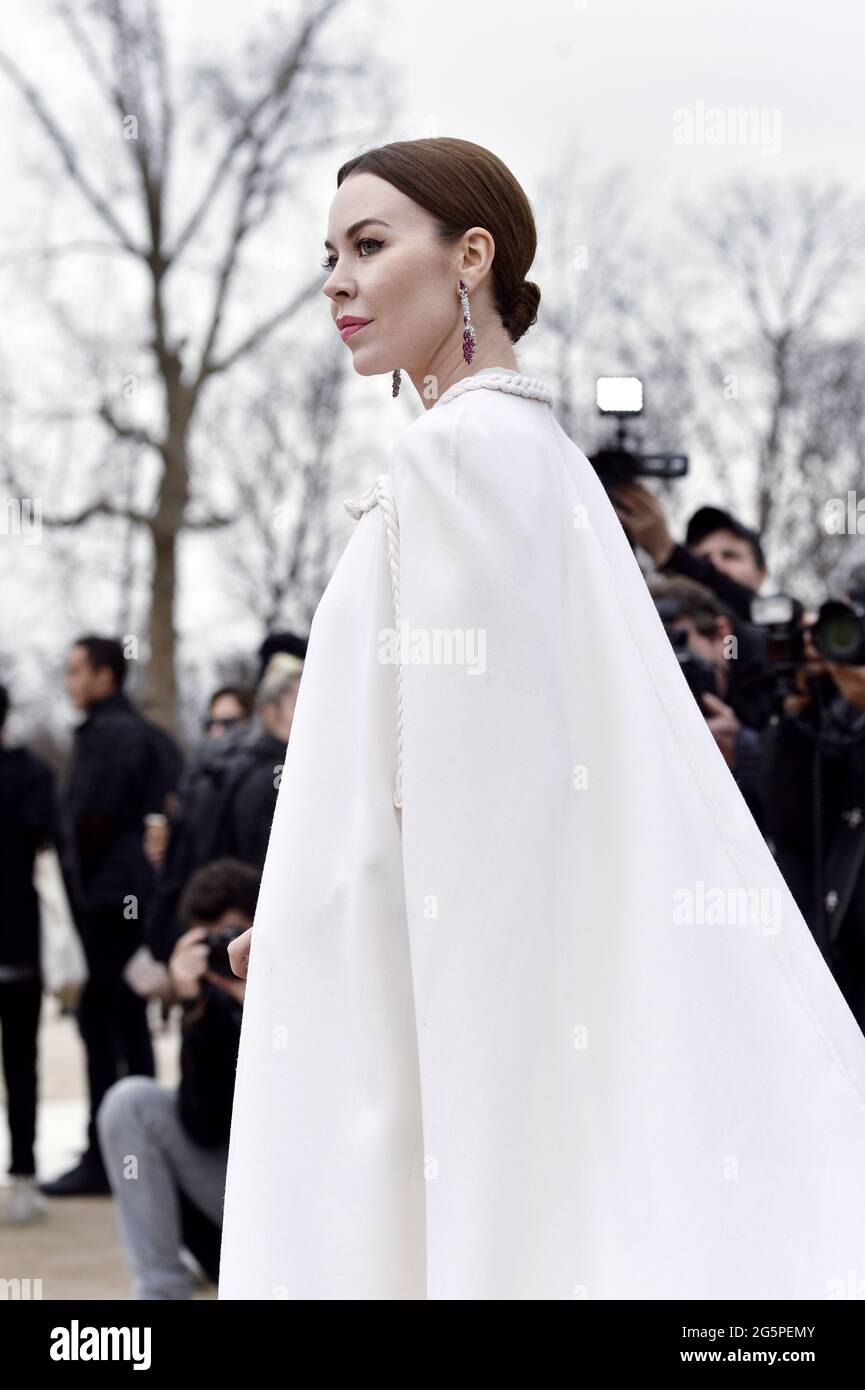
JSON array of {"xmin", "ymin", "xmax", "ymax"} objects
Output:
[{"xmin": 218, "ymin": 138, "xmax": 865, "ymax": 1300}]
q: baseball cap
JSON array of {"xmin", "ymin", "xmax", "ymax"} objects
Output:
[{"xmin": 685, "ymin": 506, "xmax": 766, "ymax": 570}]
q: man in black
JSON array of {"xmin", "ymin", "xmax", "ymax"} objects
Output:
[
  {"xmin": 42, "ymin": 636, "xmax": 181, "ymax": 1196},
  {"xmin": 0, "ymin": 683, "xmax": 58, "ymax": 1221},
  {"xmin": 647, "ymin": 574, "xmax": 770, "ymax": 830},
  {"xmin": 762, "ymin": 581, "xmax": 865, "ymax": 1035},
  {"xmin": 97, "ymin": 858, "xmax": 254, "ymax": 1298},
  {"xmin": 610, "ymin": 486, "xmax": 767, "ymax": 624}
]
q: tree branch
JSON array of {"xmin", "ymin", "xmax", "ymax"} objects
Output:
[
  {"xmin": 41, "ymin": 499, "xmax": 151, "ymax": 527},
  {"xmin": 196, "ymin": 276, "xmax": 323, "ymax": 382},
  {"xmin": 0, "ymin": 49, "xmax": 143, "ymax": 256},
  {"xmin": 98, "ymin": 402, "xmax": 160, "ymax": 450}
]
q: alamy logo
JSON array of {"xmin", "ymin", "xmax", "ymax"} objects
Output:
[
  {"xmin": 49, "ymin": 1320, "xmax": 151, "ymax": 1370},
  {"xmin": 673, "ymin": 879, "xmax": 782, "ymax": 934},
  {"xmin": 0, "ymin": 497, "xmax": 42, "ymax": 544},
  {"xmin": 673, "ymin": 101, "xmax": 782, "ymax": 155},
  {"xmin": 824, "ymin": 491, "xmax": 865, "ymax": 534},
  {"xmin": 378, "ymin": 622, "xmax": 487, "ymax": 675},
  {"xmin": 0, "ymin": 1277, "xmax": 42, "ymax": 1299}
]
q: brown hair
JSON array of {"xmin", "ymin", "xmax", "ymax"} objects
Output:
[
  {"xmin": 647, "ymin": 575, "xmax": 733, "ymax": 636},
  {"xmin": 336, "ymin": 138, "xmax": 541, "ymax": 343}
]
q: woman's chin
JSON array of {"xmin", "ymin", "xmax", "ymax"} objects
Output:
[{"xmin": 350, "ymin": 353, "xmax": 392, "ymax": 379}]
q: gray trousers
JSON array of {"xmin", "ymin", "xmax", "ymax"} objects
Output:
[{"xmin": 97, "ymin": 1074, "xmax": 227, "ymax": 1299}]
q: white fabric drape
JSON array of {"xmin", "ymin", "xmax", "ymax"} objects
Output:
[{"xmin": 218, "ymin": 372, "xmax": 865, "ymax": 1300}]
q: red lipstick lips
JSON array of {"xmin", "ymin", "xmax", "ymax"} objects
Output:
[{"xmin": 336, "ymin": 316, "xmax": 372, "ymax": 341}]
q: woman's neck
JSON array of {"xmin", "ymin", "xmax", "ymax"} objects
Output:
[{"xmin": 409, "ymin": 339, "xmax": 519, "ymax": 411}]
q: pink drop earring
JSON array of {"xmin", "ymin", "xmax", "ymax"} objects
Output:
[
  {"xmin": 459, "ymin": 279, "xmax": 477, "ymax": 364},
  {"xmin": 391, "ymin": 278, "xmax": 476, "ymax": 398}
]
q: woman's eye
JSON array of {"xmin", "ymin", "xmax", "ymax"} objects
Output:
[{"xmin": 320, "ymin": 237, "xmax": 383, "ymax": 272}]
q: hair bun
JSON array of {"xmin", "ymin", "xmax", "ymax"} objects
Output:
[{"xmin": 503, "ymin": 280, "xmax": 541, "ymax": 343}]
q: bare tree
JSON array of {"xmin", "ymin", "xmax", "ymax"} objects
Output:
[
  {"xmin": 0, "ymin": 0, "xmax": 395, "ymax": 727},
  {"xmin": 215, "ymin": 343, "xmax": 353, "ymax": 633},
  {"xmin": 533, "ymin": 139, "xmax": 640, "ymax": 442},
  {"xmin": 681, "ymin": 178, "xmax": 865, "ymax": 579},
  {"xmin": 773, "ymin": 335, "xmax": 865, "ymax": 599}
]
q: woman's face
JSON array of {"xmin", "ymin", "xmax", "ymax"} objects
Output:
[{"xmin": 322, "ymin": 172, "xmax": 468, "ymax": 379}]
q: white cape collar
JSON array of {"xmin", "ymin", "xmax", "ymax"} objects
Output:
[{"xmin": 433, "ymin": 371, "xmax": 553, "ymax": 411}]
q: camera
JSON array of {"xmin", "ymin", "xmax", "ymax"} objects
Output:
[
  {"xmin": 750, "ymin": 594, "xmax": 865, "ymax": 668},
  {"xmin": 654, "ymin": 595, "xmax": 718, "ymax": 706},
  {"xmin": 202, "ymin": 925, "xmax": 247, "ymax": 978},
  {"xmin": 590, "ymin": 377, "xmax": 688, "ymax": 489}
]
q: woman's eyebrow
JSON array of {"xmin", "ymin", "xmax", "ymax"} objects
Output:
[{"xmin": 323, "ymin": 218, "xmax": 391, "ymax": 252}]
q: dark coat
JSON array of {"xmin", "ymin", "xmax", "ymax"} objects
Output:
[
  {"xmin": 660, "ymin": 543, "xmax": 760, "ymax": 624},
  {"xmin": 764, "ymin": 690, "xmax": 865, "ymax": 1032},
  {"xmin": 177, "ymin": 985, "xmax": 243, "ymax": 1148},
  {"xmin": 60, "ymin": 691, "xmax": 181, "ymax": 918},
  {"xmin": 205, "ymin": 731, "xmax": 286, "ymax": 871},
  {"xmin": 0, "ymin": 744, "xmax": 58, "ymax": 970},
  {"xmin": 143, "ymin": 723, "xmax": 255, "ymax": 961}
]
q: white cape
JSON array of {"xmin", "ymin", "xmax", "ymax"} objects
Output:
[{"xmin": 218, "ymin": 370, "xmax": 865, "ymax": 1300}]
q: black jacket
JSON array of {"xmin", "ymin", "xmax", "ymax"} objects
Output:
[
  {"xmin": 764, "ymin": 691, "xmax": 865, "ymax": 1031},
  {"xmin": 0, "ymin": 744, "xmax": 58, "ymax": 970},
  {"xmin": 660, "ymin": 543, "xmax": 760, "ymax": 624},
  {"xmin": 723, "ymin": 617, "xmax": 775, "ymax": 730},
  {"xmin": 177, "ymin": 984, "xmax": 243, "ymax": 1148},
  {"xmin": 60, "ymin": 691, "xmax": 181, "ymax": 917},
  {"xmin": 144, "ymin": 723, "xmax": 255, "ymax": 961},
  {"xmin": 206, "ymin": 732, "xmax": 285, "ymax": 871}
]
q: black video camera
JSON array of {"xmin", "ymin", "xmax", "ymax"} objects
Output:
[{"xmin": 590, "ymin": 377, "xmax": 688, "ymax": 489}]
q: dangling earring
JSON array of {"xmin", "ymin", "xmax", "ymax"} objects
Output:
[
  {"xmin": 392, "ymin": 368, "xmax": 401, "ymax": 397},
  {"xmin": 458, "ymin": 279, "xmax": 477, "ymax": 364}
]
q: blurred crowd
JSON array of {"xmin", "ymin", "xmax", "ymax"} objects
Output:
[
  {"xmin": 0, "ymin": 628, "xmax": 306, "ymax": 1297},
  {"xmin": 2, "ymin": 482, "xmax": 865, "ymax": 1298}
]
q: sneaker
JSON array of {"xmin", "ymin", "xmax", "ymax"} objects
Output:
[
  {"xmin": 5, "ymin": 1176, "xmax": 49, "ymax": 1224},
  {"xmin": 38, "ymin": 1155, "xmax": 111, "ymax": 1197}
]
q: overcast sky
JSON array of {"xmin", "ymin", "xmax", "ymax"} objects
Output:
[
  {"xmin": 3, "ymin": 0, "xmax": 863, "ymax": 238},
  {"xmin": 1, "ymin": 0, "xmax": 863, "ymax": 729}
]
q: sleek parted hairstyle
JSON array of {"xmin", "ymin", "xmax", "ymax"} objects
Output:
[{"xmin": 336, "ymin": 138, "xmax": 541, "ymax": 344}]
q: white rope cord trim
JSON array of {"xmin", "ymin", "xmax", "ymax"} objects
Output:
[
  {"xmin": 434, "ymin": 372, "xmax": 553, "ymax": 409},
  {"xmin": 343, "ymin": 475, "xmax": 404, "ymax": 809},
  {"xmin": 341, "ymin": 373, "xmax": 554, "ymax": 810}
]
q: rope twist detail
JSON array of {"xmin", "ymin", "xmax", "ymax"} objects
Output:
[
  {"xmin": 342, "ymin": 371, "xmax": 554, "ymax": 811},
  {"xmin": 343, "ymin": 475, "xmax": 404, "ymax": 809}
]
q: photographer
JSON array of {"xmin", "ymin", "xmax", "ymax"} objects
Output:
[
  {"xmin": 612, "ymin": 486, "xmax": 767, "ymax": 624},
  {"xmin": 761, "ymin": 578, "xmax": 865, "ymax": 1033},
  {"xmin": 648, "ymin": 575, "xmax": 769, "ymax": 829},
  {"xmin": 96, "ymin": 858, "xmax": 258, "ymax": 1299}
]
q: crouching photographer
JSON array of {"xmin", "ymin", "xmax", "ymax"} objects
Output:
[
  {"xmin": 96, "ymin": 857, "xmax": 259, "ymax": 1299},
  {"xmin": 648, "ymin": 575, "xmax": 771, "ymax": 830},
  {"xmin": 755, "ymin": 572, "xmax": 865, "ymax": 1033}
]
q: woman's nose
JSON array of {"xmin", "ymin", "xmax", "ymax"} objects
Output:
[{"xmin": 322, "ymin": 263, "xmax": 356, "ymax": 301}]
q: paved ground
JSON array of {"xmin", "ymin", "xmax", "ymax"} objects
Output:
[{"xmin": 0, "ymin": 993, "xmax": 216, "ymax": 1300}]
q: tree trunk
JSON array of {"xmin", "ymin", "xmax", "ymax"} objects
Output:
[{"xmin": 147, "ymin": 523, "xmax": 179, "ymax": 730}]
